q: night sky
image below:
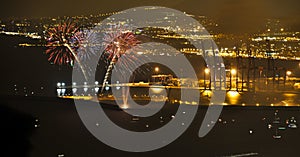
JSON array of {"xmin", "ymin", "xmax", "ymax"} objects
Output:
[{"xmin": 1, "ymin": 0, "xmax": 300, "ymax": 33}]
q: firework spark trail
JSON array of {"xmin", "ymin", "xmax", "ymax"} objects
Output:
[
  {"xmin": 114, "ymin": 54, "xmax": 151, "ymax": 81},
  {"xmin": 77, "ymin": 29, "xmax": 101, "ymax": 61},
  {"xmin": 76, "ymin": 29, "xmax": 104, "ymax": 78},
  {"xmin": 45, "ymin": 19, "xmax": 88, "ymax": 81},
  {"xmin": 64, "ymin": 43, "xmax": 88, "ymax": 80},
  {"xmin": 101, "ymin": 25, "xmax": 140, "ymax": 92}
]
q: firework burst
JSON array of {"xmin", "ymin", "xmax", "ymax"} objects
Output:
[
  {"xmin": 104, "ymin": 31, "xmax": 140, "ymax": 61},
  {"xmin": 45, "ymin": 19, "xmax": 88, "ymax": 80},
  {"xmin": 45, "ymin": 20, "xmax": 81, "ymax": 64},
  {"xmin": 101, "ymin": 25, "xmax": 141, "ymax": 92},
  {"xmin": 76, "ymin": 29, "xmax": 101, "ymax": 61}
]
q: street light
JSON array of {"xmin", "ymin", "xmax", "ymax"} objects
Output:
[
  {"xmin": 72, "ymin": 82, "xmax": 77, "ymax": 95},
  {"xmin": 83, "ymin": 82, "xmax": 88, "ymax": 93},
  {"xmin": 229, "ymin": 68, "xmax": 237, "ymax": 90},
  {"xmin": 155, "ymin": 67, "xmax": 159, "ymax": 73},
  {"xmin": 105, "ymin": 81, "xmax": 110, "ymax": 91},
  {"xmin": 61, "ymin": 88, "xmax": 66, "ymax": 96},
  {"xmin": 205, "ymin": 68, "xmax": 210, "ymax": 74},
  {"xmin": 204, "ymin": 68, "xmax": 210, "ymax": 89},
  {"xmin": 57, "ymin": 88, "xmax": 62, "ymax": 96},
  {"xmin": 56, "ymin": 82, "xmax": 66, "ymax": 96},
  {"xmin": 56, "ymin": 82, "xmax": 62, "ymax": 96},
  {"xmin": 116, "ymin": 81, "xmax": 121, "ymax": 90},
  {"xmin": 72, "ymin": 88, "xmax": 77, "ymax": 95},
  {"xmin": 286, "ymin": 71, "xmax": 292, "ymax": 81},
  {"xmin": 231, "ymin": 69, "xmax": 237, "ymax": 75},
  {"xmin": 94, "ymin": 81, "xmax": 99, "ymax": 94},
  {"xmin": 94, "ymin": 87, "xmax": 99, "ymax": 93}
]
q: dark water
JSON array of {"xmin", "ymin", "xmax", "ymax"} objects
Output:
[
  {"xmin": 0, "ymin": 34, "xmax": 73, "ymax": 97},
  {"xmin": 1, "ymin": 96, "xmax": 300, "ymax": 157}
]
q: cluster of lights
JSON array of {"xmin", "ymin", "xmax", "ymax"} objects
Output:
[
  {"xmin": 56, "ymin": 81, "xmax": 124, "ymax": 97},
  {"xmin": 56, "ymin": 82, "xmax": 66, "ymax": 96}
]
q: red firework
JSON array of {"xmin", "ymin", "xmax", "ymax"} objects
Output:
[
  {"xmin": 45, "ymin": 19, "xmax": 83, "ymax": 65},
  {"xmin": 103, "ymin": 27, "xmax": 140, "ymax": 61},
  {"xmin": 101, "ymin": 25, "xmax": 141, "ymax": 92}
]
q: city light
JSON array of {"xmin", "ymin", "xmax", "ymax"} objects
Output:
[
  {"xmin": 204, "ymin": 68, "xmax": 210, "ymax": 74},
  {"xmin": 83, "ymin": 87, "xmax": 88, "ymax": 93},
  {"xmin": 231, "ymin": 69, "xmax": 237, "ymax": 75},
  {"xmin": 56, "ymin": 88, "xmax": 62, "ymax": 96},
  {"xmin": 72, "ymin": 87, "xmax": 77, "ymax": 94},
  {"xmin": 150, "ymin": 87, "xmax": 164, "ymax": 94},
  {"xmin": 227, "ymin": 91, "xmax": 239, "ymax": 97},
  {"xmin": 116, "ymin": 81, "xmax": 121, "ymax": 90},
  {"xmin": 61, "ymin": 88, "xmax": 66, "ymax": 95},
  {"xmin": 57, "ymin": 82, "xmax": 61, "ymax": 87},
  {"xmin": 94, "ymin": 87, "xmax": 100, "ymax": 93}
]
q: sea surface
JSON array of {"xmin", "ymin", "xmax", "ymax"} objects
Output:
[{"xmin": 1, "ymin": 96, "xmax": 300, "ymax": 157}]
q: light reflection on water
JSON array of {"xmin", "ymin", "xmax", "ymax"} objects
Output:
[
  {"xmin": 63, "ymin": 87, "xmax": 300, "ymax": 107},
  {"xmin": 223, "ymin": 91, "xmax": 300, "ymax": 106},
  {"xmin": 226, "ymin": 91, "xmax": 241, "ymax": 105},
  {"xmin": 199, "ymin": 89, "xmax": 300, "ymax": 106}
]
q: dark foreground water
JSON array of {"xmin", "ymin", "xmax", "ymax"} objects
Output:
[{"xmin": 1, "ymin": 96, "xmax": 300, "ymax": 157}]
